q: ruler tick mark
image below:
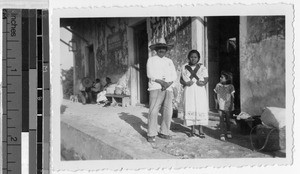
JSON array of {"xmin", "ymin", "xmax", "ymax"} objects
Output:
[
  {"xmin": 7, "ymin": 40, "xmax": 19, "ymax": 42},
  {"xmin": 7, "ymin": 161, "xmax": 16, "ymax": 164},
  {"xmin": 7, "ymin": 75, "xmax": 21, "ymax": 77},
  {"xmin": 7, "ymin": 144, "xmax": 21, "ymax": 146},
  {"xmin": 7, "ymin": 109, "xmax": 19, "ymax": 111}
]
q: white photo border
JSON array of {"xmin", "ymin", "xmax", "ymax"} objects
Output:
[{"xmin": 50, "ymin": 3, "xmax": 294, "ymax": 171}]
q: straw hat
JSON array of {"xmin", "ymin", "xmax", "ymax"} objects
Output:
[{"xmin": 149, "ymin": 37, "xmax": 173, "ymax": 50}]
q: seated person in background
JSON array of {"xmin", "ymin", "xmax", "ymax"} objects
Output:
[
  {"xmin": 78, "ymin": 79, "xmax": 87, "ymax": 104},
  {"xmin": 90, "ymin": 78, "xmax": 101, "ymax": 103},
  {"xmin": 103, "ymin": 77, "xmax": 112, "ymax": 90},
  {"xmin": 97, "ymin": 77, "xmax": 113, "ymax": 105}
]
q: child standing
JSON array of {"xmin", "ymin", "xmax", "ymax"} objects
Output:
[
  {"xmin": 181, "ymin": 50, "xmax": 209, "ymax": 138},
  {"xmin": 214, "ymin": 71, "xmax": 235, "ymax": 141}
]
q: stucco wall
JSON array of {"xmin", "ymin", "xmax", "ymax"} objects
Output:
[
  {"xmin": 72, "ymin": 19, "xmax": 130, "ymax": 94},
  {"xmin": 240, "ymin": 16, "xmax": 285, "ymax": 115}
]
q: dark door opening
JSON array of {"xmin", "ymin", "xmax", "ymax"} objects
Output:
[
  {"xmin": 134, "ymin": 21, "xmax": 149, "ymax": 105},
  {"xmin": 87, "ymin": 45, "xmax": 95, "ymax": 80},
  {"xmin": 206, "ymin": 16, "xmax": 240, "ymax": 114}
]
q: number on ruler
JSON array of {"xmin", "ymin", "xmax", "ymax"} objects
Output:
[
  {"xmin": 43, "ymin": 65, "xmax": 48, "ymax": 72},
  {"xmin": 10, "ymin": 136, "xmax": 17, "ymax": 141},
  {"xmin": 37, "ymin": 96, "xmax": 43, "ymax": 100}
]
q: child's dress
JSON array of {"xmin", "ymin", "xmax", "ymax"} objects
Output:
[
  {"xmin": 214, "ymin": 83, "xmax": 235, "ymax": 111},
  {"xmin": 96, "ymin": 91, "xmax": 107, "ymax": 103},
  {"xmin": 181, "ymin": 63, "xmax": 209, "ymax": 126}
]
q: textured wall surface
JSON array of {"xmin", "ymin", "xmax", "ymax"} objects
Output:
[
  {"xmin": 240, "ymin": 16, "xmax": 285, "ymax": 115},
  {"xmin": 72, "ymin": 18, "xmax": 130, "ymax": 93},
  {"xmin": 149, "ymin": 17, "xmax": 192, "ymax": 68}
]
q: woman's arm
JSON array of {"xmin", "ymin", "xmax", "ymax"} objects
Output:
[
  {"xmin": 213, "ymin": 87, "xmax": 219, "ymax": 110},
  {"xmin": 196, "ymin": 66, "xmax": 208, "ymax": 86}
]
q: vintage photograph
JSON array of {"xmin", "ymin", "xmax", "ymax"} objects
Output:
[
  {"xmin": 59, "ymin": 15, "xmax": 286, "ymax": 159},
  {"xmin": 51, "ymin": 4, "xmax": 293, "ymax": 170}
]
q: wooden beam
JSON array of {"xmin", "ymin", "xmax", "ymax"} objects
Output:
[{"xmin": 63, "ymin": 26, "xmax": 89, "ymax": 45}]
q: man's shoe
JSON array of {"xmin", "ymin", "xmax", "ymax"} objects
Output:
[
  {"xmin": 199, "ymin": 133, "xmax": 206, "ymax": 139},
  {"xmin": 158, "ymin": 133, "xmax": 172, "ymax": 140},
  {"xmin": 147, "ymin": 136, "xmax": 156, "ymax": 143}
]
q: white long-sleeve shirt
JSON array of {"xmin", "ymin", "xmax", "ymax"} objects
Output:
[{"xmin": 146, "ymin": 55, "xmax": 177, "ymax": 91}]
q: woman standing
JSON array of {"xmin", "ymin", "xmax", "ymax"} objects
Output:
[{"xmin": 181, "ymin": 50, "xmax": 209, "ymax": 138}]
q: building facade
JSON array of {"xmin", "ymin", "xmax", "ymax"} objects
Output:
[{"xmin": 60, "ymin": 16, "xmax": 285, "ymax": 116}]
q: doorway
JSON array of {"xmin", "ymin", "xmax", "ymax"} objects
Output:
[
  {"xmin": 206, "ymin": 16, "xmax": 240, "ymax": 113},
  {"xmin": 86, "ymin": 45, "xmax": 95, "ymax": 80},
  {"xmin": 134, "ymin": 21, "xmax": 149, "ymax": 105}
]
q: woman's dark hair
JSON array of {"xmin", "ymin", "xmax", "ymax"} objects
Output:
[
  {"xmin": 221, "ymin": 71, "xmax": 233, "ymax": 84},
  {"xmin": 187, "ymin": 50, "xmax": 201, "ymax": 61}
]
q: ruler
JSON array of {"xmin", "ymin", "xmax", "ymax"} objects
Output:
[
  {"xmin": 2, "ymin": 9, "xmax": 50, "ymax": 174},
  {"xmin": 2, "ymin": 9, "xmax": 22, "ymax": 174}
]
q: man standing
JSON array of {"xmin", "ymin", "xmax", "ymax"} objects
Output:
[{"xmin": 146, "ymin": 38, "xmax": 177, "ymax": 143}]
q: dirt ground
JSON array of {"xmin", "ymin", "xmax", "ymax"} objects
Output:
[{"xmin": 61, "ymin": 99, "xmax": 283, "ymax": 160}]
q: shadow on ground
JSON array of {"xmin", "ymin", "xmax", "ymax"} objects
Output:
[
  {"xmin": 140, "ymin": 112, "xmax": 283, "ymax": 158},
  {"xmin": 60, "ymin": 105, "xmax": 67, "ymax": 114},
  {"xmin": 119, "ymin": 112, "xmax": 148, "ymax": 139}
]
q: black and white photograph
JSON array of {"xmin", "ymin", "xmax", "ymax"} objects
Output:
[
  {"xmin": 0, "ymin": 0, "xmax": 299, "ymax": 174},
  {"xmin": 51, "ymin": 4, "xmax": 294, "ymax": 171}
]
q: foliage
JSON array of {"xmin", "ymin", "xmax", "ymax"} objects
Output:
[{"xmin": 61, "ymin": 67, "xmax": 74, "ymax": 99}]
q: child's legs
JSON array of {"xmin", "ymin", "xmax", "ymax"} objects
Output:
[
  {"xmin": 224, "ymin": 111, "xmax": 232, "ymax": 131},
  {"xmin": 219, "ymin": 111, "xmax": 226, "ymax": 133}
]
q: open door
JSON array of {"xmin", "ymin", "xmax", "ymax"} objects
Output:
[
  {"xmin": 134, "ymin": 21, "xmax": 149, "ymax": 105},
  {"xmin": 86, "ymin": 44, "xmax": 95, "ymax": 80},
  {"xmin": 206, "ymin": 16, "xmax": 240, "ymax": 114}
]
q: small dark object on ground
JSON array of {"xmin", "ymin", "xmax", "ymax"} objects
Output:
[{"xmin": 237, "ymin": 115, "xmax": 261, "ymax": 134}]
